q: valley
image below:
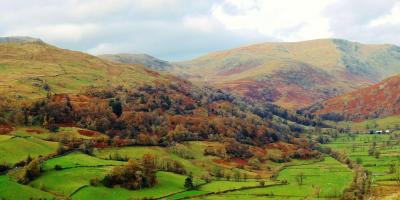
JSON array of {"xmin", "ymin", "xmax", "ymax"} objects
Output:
[{"xmin": 0, "ymin": 37, "xmax": 399, "ymax": 200}]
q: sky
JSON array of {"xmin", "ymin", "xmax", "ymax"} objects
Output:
[{"xmin": 1, "ymin": 0, "xmax": 400, "ymax": 61}]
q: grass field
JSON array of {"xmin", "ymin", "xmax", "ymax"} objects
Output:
[
  {"xmin": 198, "ymin": 157, "xmax": 352, "ymax": 200},
  {"xmin": 71, "ymin": 171, "xmax": 188, "ymax": 200},
  {"xmin": 331, "ymin": 116, "xmax": 400, "ymax": 132},
  {"xmin": 0, "ymin": 135, "xmax": 356, "ymax": 200},
  {"xmin": 0, "ymin": 136, "xmax": 59, "ymax": 164},
  {"xmin": 324, "ymin": 134, "xmax": 400, "ymax": 181},
  {"xmin": 94, "ymin": 142, "xmax": 218, "ymax": 177},
  {"xmin": 0, "ymin": 175, "xmax": 54, "ymax": 200},
  {"xmin": 43, "ymin": 151, "xmax": 123, "ymax": 170}
]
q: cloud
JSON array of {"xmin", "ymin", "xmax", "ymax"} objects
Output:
[
  {"xmin": 6, "ymin": 24, "xmax": 100, "ymax": 43},
  {"xmin": 210, "ymin": 0, "xmax": 335, "ymax": 41},
  {"xmin": 0, "ymin": 0, "xmax": 399, "ymax": 60},
  {"xmin": 369, "ymin": 2, "xmax": 400, "ymax": 27}
]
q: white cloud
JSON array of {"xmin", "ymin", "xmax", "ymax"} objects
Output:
[
  {"xmin": 369, "ymin": 2, "xmax": 400, "ymax": 27},
  {"xmin": 182, "ymin": 15, "xmax": 218, "ymax": 33},
  {"xmin": 210, "ymin": 0, "xmax": 335, "ymax": 41},
  {"xmin": 0, "ymin": 0, "xmax": 399, "ymax": 60},
  {"xmin": 6, "ymin": 24, "xmax": 100, "ymax": 43}
]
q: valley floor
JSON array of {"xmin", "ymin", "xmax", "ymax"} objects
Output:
[{"xmin": 0, "ymin": 127, "xmax": 358, "ymax": 200}]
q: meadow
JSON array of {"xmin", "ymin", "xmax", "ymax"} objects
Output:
[
  {"xmin": 0, "ymin": 127, "xmax": 356, "ymax": 200},
  {"xmin": 323, "ymin": 133, "xmax": 400, "ymax": 199}
]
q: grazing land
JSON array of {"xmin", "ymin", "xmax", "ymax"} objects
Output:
[{"xmin": 324, "ymin": 133, "xmax": 400, "ymax": 199}]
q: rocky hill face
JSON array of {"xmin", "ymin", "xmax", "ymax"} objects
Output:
[
  {"xmin": 171, "ymin": 39, "xmax": 400, "ymax": 109},
  {"xmin": 305, "ymin": 74, "xmax": 400, "ymax": 121}
]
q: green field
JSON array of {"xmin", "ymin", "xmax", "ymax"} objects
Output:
[
  {"xmin": 0, "ymin": 133, "xmax": 356, "ymax": 200},
  {"xmin": 324, "ymin": 134, "xmax": 400, "ymax": 182},
  {"xmin": 0, "ymin": 175, "xmax": 54, "ymax": 200},
  {"xmin": 0, "ymin": 136, "xmax": 59, "ymax": 164},
  {"xmin": 43, "ymin": 151, "xmax": 123, "ymax": 170},
  {"xmin": 191, "ymin": 157, "xmax": 352, "ymax": 200},
  {"xmin": 72, "ymin": 171, "xmax": 188, "ymax": 200}
]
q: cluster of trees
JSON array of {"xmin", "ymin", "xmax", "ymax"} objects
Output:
[
  {"xmin": 102, "ymin": 155, "xmax": 157, "ymax": 190},
  {"xmin": 2, "ymin": 82, "xmax": 325, "ymax": 160},
  {"xmin": 11, "ymin": 156, "xmax": 44, "ymax": 184}
]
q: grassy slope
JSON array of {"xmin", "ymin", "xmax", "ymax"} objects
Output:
[
  {"xmin": 43, "ymin": 151, "xmax": 123, "ymax": 170},
  {"xmin": 0, "ymin": 175, "xmax": 54, "ymax": 200},
  {"xmin": 182, "ymin": 157, "xmax": 352, "ymax": 200},
  {"xmin": 0, "ymin": 136, "xmax": 58, "ymax": 164},
  {"xmin": 324, "ymin": 134, "xmax": 400, "ymax": 181},
  {"xmin": 174, "ymin": 39, "xmax": 400, "ymax": 109},
  {"xmin": 72, "ymin": 171, "xmax": 187, "ymax": 200},
  {"xmin": 0, "ymin": 41, "xmax": 168, "ymax": 103}
]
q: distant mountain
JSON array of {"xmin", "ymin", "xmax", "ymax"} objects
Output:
[
  {"xmin": 305, "ymin": 74, "xmax": 400, "ymax": 121},
  {"xmin": 0, "ymin": 37, "xmax": 170, "ymax": 102},
  {"xmin": 173, "ymin": 39, "xmax": 400, "ymax": 109},
  {"xmin": 0, "ymin": 36, "xmax": 43, "ymax": 43},
  {"xmin": 99, "ymin": 53, "xmax": 173, "ymax": 71}
]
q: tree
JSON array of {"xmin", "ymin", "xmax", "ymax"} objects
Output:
[
  {"xmin": 47, "ymin": 117, "xmax": 59, "ymax": 132},
  {"xmin": 296, "ymin": 172, "xmax": 305, "ymax": 185},
  {"xmin": 110, "ymin": 98, "xmax": 123, "ymax": 117},
  {"xmin": 184, "ymin": 174, "xmax": 194, "ymax": 190}
]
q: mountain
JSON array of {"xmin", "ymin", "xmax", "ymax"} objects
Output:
[
  {"xmin": 0, "ymin": 36, "xmax": 324, "ymax": 152},
  {"xmin": 305, "ymin": 74, "xmax": 400, "ymax": 122},
  {"xmin": 99, "ymin": 53, "xmax": 173, "ymax": 71},
  {"xmin": 0, "ymin": 38, "xmax": 170, "ymax": 102},
  {"xmin": 0, "ymin": 36, "xmax": 43, "ymax": 43},
  {"xmin": 173, "ymin": 39, "xmax": 400, "ymax": 109}
]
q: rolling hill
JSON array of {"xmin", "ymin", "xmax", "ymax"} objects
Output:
[
  {"xmin": 99, "ymin": 53, "xmax": 173, "ymax": 71},
  {"xmin": 305, "ymin": 74, "xmax": 400, "ymax": 122},
  {"xmin": 172, "ymin": 39, "xmax": 400, "ymax": 109},
  {"xmin": 0, "ymin": 37, "xmax": 169, "ymax": 103}
]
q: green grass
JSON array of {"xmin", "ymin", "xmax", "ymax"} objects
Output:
[
  {"xmin": 0, "ymin": 175, "xmax": 54, "ymax": 200},
  {"xmin": 192, "ymin": 157, "xmax": 352, "ymax": 200},
  {"xmin": 0, "ymin": 136, "xmax": 59, "ymax": 164},
  {"xmin": 199, "ymin": 180, "xmax": 260, "ymax": 192},
  {"xmin": 31, "ymin": 167, "xmax": 113, "ymax": 196},
  {"xmin": 43, "ymin": 151, "xmax": 124, "ymax": 170},
  {"xmin": 334, "ymin": 115, "xmax": 400, "ymax": 132},
  {"xmin": 94, "ymin": 145, "xmax": 207, "ymax": 177},
  {"xmin": 71, "ymin": 171, "xmax": 187, "ymax": 200},
  {"xmin": 324, "ymin": 134, "xmax": 400, "ymax": 182},
  {"xmin": 0, "ymin": 134, "xmax": 12, "ymax": 142}
]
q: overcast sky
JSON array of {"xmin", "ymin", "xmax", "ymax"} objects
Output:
[{"xmin": 1, "ymin": 0, "xmax": 399, "ymax": 61}]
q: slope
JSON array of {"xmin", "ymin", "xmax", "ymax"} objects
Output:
[
  {"xmin": 306, "ymin": 74, "xmax": 400, "ymax": 121},
  {"xmin": 99, "ymin": 53, "xmax": 173, "ymax": 71},
  {"xmin": 0, "ymin": 37, "xmax": 169, "ymax": 103},
  {"xmin": 173, "ymin": 39, "xmax": 400, "ymax": 109}
]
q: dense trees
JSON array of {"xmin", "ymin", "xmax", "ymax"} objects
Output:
[
  {"xmin": 11, "ymin": 82, "xmax": 323, "ymax": 159},
  {"xmin": 102, "ymin": 155, "xmax": 157, "ymax": 190}
]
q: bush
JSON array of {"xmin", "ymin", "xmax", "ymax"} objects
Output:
[
  {"xmin": 168, "ymin": 144, "xmax": 194, "ymax": 159},
  {"xmin": 90, "ymin": 177, "xmax": 100, "ymax": 186},
  {"xmin": 54, "ymin": 165, "xmax": 62, "ymax": 171}
]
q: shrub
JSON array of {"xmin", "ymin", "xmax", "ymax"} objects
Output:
[
  {"xmin": 90, "ymin": 177, "xmax": 100, "ymax": 186},
  {"xmin": 168, "ymin": 144, "xmax": 194, "ymax": 159}
]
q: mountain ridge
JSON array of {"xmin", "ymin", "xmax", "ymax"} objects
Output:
[{"xmin": 169, "ymin": 38, "xmax": 400, "ymax": 109}]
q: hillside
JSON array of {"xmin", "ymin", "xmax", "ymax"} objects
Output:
[
  {"xmin": 0, "ymin": 37, "xmax": 169, "ymax": 103},
  {"xmin": 173, "ymin": 39, "xmax": 400, "ymax": 109},
  {"xmin": 99, "ymin": 53, "xmax": 173, "ymax": 71},
  {"xmin": 305, "ymin": 74, "xmax": 400, "ymax": 121}
]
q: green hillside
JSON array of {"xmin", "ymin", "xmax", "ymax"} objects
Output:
[{"xmin": 0, "ymin": 39, "xmax": 169, "ymax": 103}]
